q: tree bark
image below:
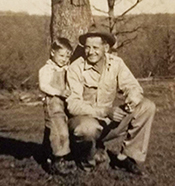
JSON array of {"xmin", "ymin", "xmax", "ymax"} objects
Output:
[{"xmin": 50, "ymin": 0, "xmax": 93, "ymax": 48}]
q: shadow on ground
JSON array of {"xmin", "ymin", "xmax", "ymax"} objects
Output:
[{"xmin": 0, "ymin": 136, "xmax": 44, "ymax": 164}]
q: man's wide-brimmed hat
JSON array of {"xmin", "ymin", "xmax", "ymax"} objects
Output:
[{"xmin": 79, "ymin": 24, "xmax": 116, "ymax": 47}]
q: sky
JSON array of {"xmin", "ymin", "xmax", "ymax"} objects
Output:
[
  {"xmin": 90, "ymin": 0, "xmax": 175, "ymax": 15},
  {"xmin": 0, "ymin": 0, "xmax": 175, "ymax": 16},
  {"xmin": 0, "ymin": 0, "xmax": 51, "ymax": 15}
]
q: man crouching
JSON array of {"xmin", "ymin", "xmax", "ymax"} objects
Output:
[{"xmin": 66, "ymin": 24, "xmax": 156, "ymax": 174}]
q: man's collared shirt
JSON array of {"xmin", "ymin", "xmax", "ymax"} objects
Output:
[{"xmin": 67, "ymin": 53, "xmax": 143, "ymax": 119}]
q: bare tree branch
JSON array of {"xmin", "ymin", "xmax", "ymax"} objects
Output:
[
  {"xmin": 168, "ymin": 63, "xmax": 175, "ymax": 70},
  {"xmin": 92, "ymin": 5, "xmax": 108, "ymax": 14},
  {"xmin": 116, "ymin": 35, "xmax": 138, "ymax": 49},
  {"xmin": 92, "ymin": 0, "xmax": 142, "ymax": 19},
  {"xmin": 110, "ymin": 0, "xmax": 142, "ymax": 31},
  {"xmin": 118, "ymin": 0, "xmax": 142, "ymax": 18},
  {"xmin": 116, "ymin": 26, "xmax": 143, "ymax": 35}
]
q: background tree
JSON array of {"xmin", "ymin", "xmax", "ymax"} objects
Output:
[
  {"xmin": 1, "ymin": 2, "xmax": 175, "ymax": 90},
  {"xmin": 107, "ymin": 0, "xmax": 142, "ymax": 30},
  {"xmin": 93, "ymin": 0, "xmax": 143, "ymax": 50},
  {"xmin": 50, "ymin": 0, "xmax": 93, "ymax": 48},
  {"xmin": 107, "ymin": 0, "xmax": 142, "ymax": 50}
]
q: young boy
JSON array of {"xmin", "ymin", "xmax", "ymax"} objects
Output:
[{"xmin": 39, "ymin": 37, "xmax": 73, "ymax": 174}]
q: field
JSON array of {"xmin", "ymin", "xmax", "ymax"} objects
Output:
[
  {"xmin": 1, "ymin": 13, "xmax": 175, "ymax": 90},
  {"xmin": 0, "ymin": 80, "xmax": 175, "ymax": 186}
]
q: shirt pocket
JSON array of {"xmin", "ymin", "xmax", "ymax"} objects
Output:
[
  {"xmin": 83, "ymin": 83, "xmax": 97, "ymax": 104},
  {"xmin": 100, "ymin": 78, "xmax": 117, "ymax": 106}
]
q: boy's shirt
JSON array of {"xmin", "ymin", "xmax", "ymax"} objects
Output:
[{"xmin": 39, "ymin": 59, "xmax": 68, "ymax": 96}]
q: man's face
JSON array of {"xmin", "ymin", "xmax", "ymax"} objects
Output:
[
  {"xmin": 84, "ymin": 37, "xmax": 107, "ymax": 64},
  {"xmin": 52, "ymin": 48, "xmax": 71, "ymax": 67}
]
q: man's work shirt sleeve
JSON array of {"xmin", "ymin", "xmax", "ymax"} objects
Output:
[
  {"xmin": 66, "ymin": 62, "xmax": 108, "ymax": 118},
  {"xmin": 117, "ymin": 58, "xmax": 144, "ymax": 105}
]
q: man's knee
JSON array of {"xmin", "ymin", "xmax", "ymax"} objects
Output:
[
  {"xmin": 69, "ymin": 116, "xmax": 103, "ymax": 141},
  {"xmin": 141, "ymin": 98, "xmax": 156, "ymax": 113},
  {"xmin": 134, "ymin": 98, "xmax": 156, "ymax": 118}
]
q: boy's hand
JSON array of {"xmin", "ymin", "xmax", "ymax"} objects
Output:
[
  {"xmin": 61, "ymin": 89, "xmax": 70, "ymax": 98},
  {"xmin": 55, "ymin": 89, "xmax": 70, "ymax": 98}
]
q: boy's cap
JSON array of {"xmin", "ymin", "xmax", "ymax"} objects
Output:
[{"xmin": 79, "ymin": 24, "xmax": 116, "ymax": 47}]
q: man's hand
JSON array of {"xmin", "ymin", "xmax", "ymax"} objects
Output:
[
  {"xmin": 107, "ymin": 106, "xmax": 127, "ymax": 122},
  {"xmin": 125, "ymin": 93, "xmax": 143, "ymax": 112}
]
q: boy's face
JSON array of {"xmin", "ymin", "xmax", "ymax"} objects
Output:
[{"xmin": 51, "ymin": 48, "xmax": 71, "ymax": 67}]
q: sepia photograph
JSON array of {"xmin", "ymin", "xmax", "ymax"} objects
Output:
[{"xmin": 0, "ymin": 0, "xmax": 174, "ymax": 185}]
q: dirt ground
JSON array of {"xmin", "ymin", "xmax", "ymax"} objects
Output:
[{"xmin": 0, "ymin": 80, "xmax": 175, "ymax": 186}]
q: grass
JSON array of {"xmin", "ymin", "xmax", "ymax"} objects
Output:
[{"xmin": 0, "ymin": 80, "xmax": 174, "ymax": 186}]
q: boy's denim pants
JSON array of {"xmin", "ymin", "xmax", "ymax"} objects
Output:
[{"xmin": 43, "ymin": 96, "xmax": 70, "ymax": 157}]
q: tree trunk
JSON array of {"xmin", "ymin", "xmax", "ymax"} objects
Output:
[{"xmin": 50, "ymin": 0, "xmax": 93, "ymax": 48}]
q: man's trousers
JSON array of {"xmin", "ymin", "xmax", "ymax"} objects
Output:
[{"xmin": 68, "ymin": 98, "xmax": 156, "ymax": 163}]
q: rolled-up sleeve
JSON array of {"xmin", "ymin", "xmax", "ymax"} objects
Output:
[{"xmin": 66, "ymin": 61, "xmax": 108, "ymax": 118}]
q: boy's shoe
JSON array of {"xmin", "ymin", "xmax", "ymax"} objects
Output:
[
  {"xmin": 45, "ymin": 158, "xmax": 59, "ymax": 175},
  {"xmin": 107, "ymin": 150, "xmax": 142, "ymax": 175},
  {"xmin": 54, "ymin": 157, "xmax": 77, "ymax": 175},
  {"xmin": 94, "ymin": 141, "xmax": 107, "ymax": 164},
  {"xmin": 94, "ymin": 148, "xmax": 107, "ymax": 164},
  {"xmin": 77, "ymin": 149, "xmax": 107, "ymax": 172},
  {"xmin": 77, "ymin": 159, "xmax": 96, "ymax": 172},
  {"xmin": 45, "ymin": 157, "xmax": 77, "ymax": 175}
]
